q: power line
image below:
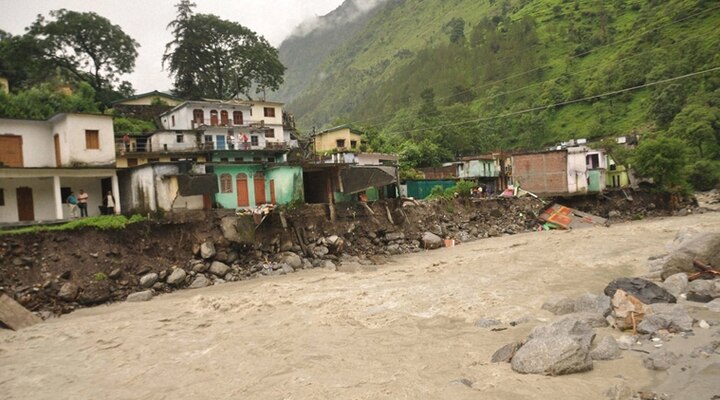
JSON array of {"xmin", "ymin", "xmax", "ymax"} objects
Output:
[
  {"xmin": 383, "ymin": 65, "xmax": 720, "ymax": 136},
  {"xmin": 332, "ymin": 3, "xmax": 720, "ymax": 130}
]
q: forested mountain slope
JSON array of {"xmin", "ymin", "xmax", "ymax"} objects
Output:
[{"xmin": 278, "ymin": 0, "xmax": 720, "ymax": 171}]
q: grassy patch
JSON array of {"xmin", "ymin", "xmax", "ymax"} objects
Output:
[{"xmin": 0, "ymin": 215, "xmax": 146, "ymax": 235}]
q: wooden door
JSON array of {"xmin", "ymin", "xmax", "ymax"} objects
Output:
[
  {"xmin": 16, "ymin": 187, "xmax": 34, "ymax": 221},
  {"xmin": 220, "ymin": 110, "xmax": 229, "ymax": 126},
  {"xmin": 254, "ymin": 174, "xmax": 266, "ymax": 205},
  {"xmin": 236, "ymin": 173, "xmax": 249, "ymax": 207},
  {"xmin": 0, "ymin": 135, "xmax": 23, "ymax": 167},
  {"xmin": 269, "ymin": 180, "xmax": 276, "ymax": 204},
  {"xmin": 54, "ymin": 134, "xmax": 61, "ymax": 167},
  {"xmin": 202, "ymin": 194, "xmax": 212, "ymax": 209},
  {"xmin": 210, "ymin": 110, "xmax": 219, "ymax": 126}
]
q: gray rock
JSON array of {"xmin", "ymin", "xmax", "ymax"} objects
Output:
[
  {"xmin": 661, "ymin": 232, "xmax": 720, "ymax": 280},
  {"xmin": 200, "ymin": 241, "xmax": 216, "ymax": 259},
  {"xmin": 475, "ymin": 318, "xmax": 501, "ymax": 328},
  {"xmin": 689, "ymin": 341, "xmax": 720, "ymax": 358},
  {"xmin": 166, "ymin": 268, "xmax": 187, "ymax": 286},
  {"xmin": 687, "ymin": 279, "xmax": 720, "ymax": 303},
  {"xmin": 189, "ymin": 275, "xmax": 210, "ymax": 289},
  {"xmin": 302, "ymin": 258, "xmax": 313, "ymax": 269},
  {"xmin": 385, "ymin": 232, "xmax": 404, "ymax": 241},
  {"xmin": 78, "ymin": 282, "xmax": 110, "ymax": 305},
  {"xmin": 322, "ymin": 260, "xmax": 337, "ymax": 270},
  {"xmin": 192, "ymin": 262, "xmax": 208, "ymax": 273},
  {"xmin": 491, "ymin": 341, "xmax": 523, "ymax": 363},
  {"xmin": 616, "ymin": 335, "xmax": 637, "ymax": 350},
  {"xmin": 386, "ymin": 244, "xmax": 401, "ymax": 254},
  {"xmin": 108, "ymin": 268, "xmax": 122, "ymax": 279},
  {"xmin": 662, "ymin": 273, "xmax": 689, "ymax": 297},
  {"xmin": 542, "ymin": 294, "xmax": 611, "ymax": 316},
  {"xmin": 326, "ymin": 235, "xmax": 340, "ymax": 245},
  {"xmin": 152, "ymin": 282, "xmax": 165, "ymax": 291},
  {"xmin": 511, "ymin": 318, "xmax": 596, "ymax": 376},
  {"xmin": 511, "ymin": 335, "xmax": 593, "ymax": 376},
  {"xmin": 706, "ymin": 298, "xmax": 720, "ymax": 313},
  {"xmin": 643, "ymin": 349, "xmax": 679, "ymax": 370},
  {"xmin": 57, "ymin": 282, "xmax": 79, "ymax": 301},
  {"xmin": 209, "ymin": 261, "xmax": 230, "ymax": 277},
  {"xmin": 139, "ymin": 273, "xmax": 159, "ymax": 288},
  {"xmin": 558, "ymin": 312, "xmax": 609, "ymax": 328},
  {"xmin": 126, "ymin": 290, "xmax": 153, "ymax": 302},
  {"xmin": 608, "ymin": 210, "xmax": 621, "ymax": 218},
  {"xmin": 281, "ymin": 264, "xmax": 295, "ymax": 274},
  {"xmin": 421, "ymin": 232, "xmax": 443, "ymax": 250},
  {"xmin": 605, "ymin": 382, "xmax": 633, "ymax": 400},
  {"xmin": 280, "ymin": 252, "xmax": 302, "ymax": 269},
  {"xmin": 637, "ymin": 303, "xmax": 694, "ymax": 334},
  {"xmin": 590, "ymin": 336, "xmax": 621, "ymax": 360},
  {"xmin": 313, "ymin": 245, "xmax": 329, "ymax": 257}
]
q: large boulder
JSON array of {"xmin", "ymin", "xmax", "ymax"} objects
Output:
[
  {"xmin": 57, "ymin": 282, "xmax": 79, "ymax": 301},
  {"xmin": 609, "ymin": 289, "xmax": 651, "ymax": 331},
  {"xmin": 511, "ymin": 318, "xmax": 596, "ymax": 376},
  {"xmin": 219, "ymin": 216, "xmax": 255, "ymax": 244},
  {"xmin": 637, "ymin": 303, "xmax": 694, "ymax": 334},
  {"xmin": 604, "ymin": 277, "xmax": 676, "ymax": 304},
  {"xmin": 707, "ymin": 298, "xmax": 720, "ymax": 313},
  {"xmin": 209, "ymin": 261, "xmax": 230, "ymax": 277},
  {"xmin": 590, "ymin": 336, "xmax": 621, "ymax": 361},
  {"xmin": 421, "ymin": 232, "xmax": 443, "ymax": 250},
  {"xmin": 643, "ymin": 349, "xmax": 679, "ymax": 370},
  {"xmin": 686, "ymin": 279, "xmax": 720, "ymax": 303},
  {"xmin": 126, "ymin": 290, "xmax": 153, "ymax": 302},
  {"xmin": 542, "ymin": 293, "xmax": 611, "ymax": 316},
  {"xmin": 78, "ymin": 281, "xmax": 111, "ymax": 305},
  {"xmin": 662, "ymin": 273, "xmax": 689, "ymax": 297},
  {"xmin": 660, "ymin": 231, "xmax": 720, "ymax": 280},
  {"xmin": 139, "ymin": 273, "xmax": 159, "ymax": 288},
  {"xmin": 189, "ymin": 275, "xmax": 210, "ymax": 289},
  {"xmin": 279, "ymin": 252, "xmax": 303, "ymax": 269},
  {"xmin": 166, "ymin": 268, "xmax": 187, "ymax": 286},
  {"xmin": 200, "ymin": 241, "xmax": 216, "ymax": 259}
]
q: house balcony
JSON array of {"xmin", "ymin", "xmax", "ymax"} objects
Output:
[
  {"xmin": 116, "ymin": 139, "xmax": 289, "ymax": 154},
  {"xmin": 188, "ymin": 118, "xmax": 272, "ymax": 130}
]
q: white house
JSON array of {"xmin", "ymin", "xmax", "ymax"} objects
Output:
[
  {"xmin": 0, "ymin": 113, "xmax": 120, "ymax": 223},
  {"xmin": 156, "ymin": 99, "xmax": 295, "ymax": 151}
]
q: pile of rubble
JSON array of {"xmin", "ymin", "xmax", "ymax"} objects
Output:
[{"xmin": 490, "ymin": 229, "xmax": 720, "ymax": 399}]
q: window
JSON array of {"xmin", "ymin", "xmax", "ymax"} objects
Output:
[
  {"xmin": 127, "ymin": 158, "xmax": 138, "ymax": 167},
  {"xmin": 233, "ymin": 111, "xmax": 243, "ymax": 125},
  {"xmin": 193, "ymin": 109, "xmax": 204, "ymax": 124},
  {"xmin": 587, "ymin": 154, "xmax": 600, "ymax": 169},
  {"xmin": 251, "ymin": 136, "xmax": 259, "ymax": 146},
  {"xmin": 220, "ymin": 173, "xmax": 232, "ymax": 193},
  {"xmin": 336, "ymin": 139, "xmax": 346, "ymax": 148},
  {"xmin": 264, "ymin": 107, "xmax": 275, "ymax": 117},
  {"xmin": 220, "ymin": 158, "xmax": 229, "ymax": 162},
  {"xmin": 171, "ymin": 115, "xmax": 175, "ymax": 127},
  {"xmin": 264, "ymin": 129, "xmax": 275, "ymax": 139},
  {"xmin": 210, "ymin": 110, "xmax": 219, "ymax": 126},
  {"xmin": 83, "ymin": 130, "xmax": 99, "ymax": 149},
  {"xmin": 253, "ymin": 157, "xmax": 262, "ymax": 162},
  {"xmin": 267, "ymin": 157, "xmax": 275, "ymax": 163},
  {"xmin": 176, "ymin": 134, "xmax": 184, "ymax": 143},
  {"xmin": 350, "ymin": 140, "xmax": 357, "ymax": 149},
  {"xmin": 221, "ymin": 110, "xmax": 229, "ymax": 126}
]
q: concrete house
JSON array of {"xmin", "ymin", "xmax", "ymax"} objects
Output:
[
  {"xmin": 510, "ymin": 145, "xmax": 607, "ymax": 195},
  {"xmin": 313, "ymin": 125, "xmax": 363, "ymax": 153},
  {"xmin": 0, "ymin": 113, "xmax": 120, "ymax": 223},
  {"xmin": 213, "ymin": 164, "xmax": 304, "ymax": 209},
  {"xmin": 112, "ymin": 90, "xmax": 183, "ymax": 107}
]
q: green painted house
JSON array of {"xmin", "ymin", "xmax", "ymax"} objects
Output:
[{"xmin": 213, "ymin": 164, "xmax": 303, "ymax": 208}]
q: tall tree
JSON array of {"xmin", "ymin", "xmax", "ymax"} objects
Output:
[
  {"xmin": 27, "ymin": 9, "xmax": 139, "ymax": 94},
  {"xmin": 163, "ymin": 1, "xmax": 285, "ymax": 100}
]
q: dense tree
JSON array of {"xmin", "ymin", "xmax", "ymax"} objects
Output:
[
  {"xmin": 631, "ymin": 137, "xmax": 689, "ymax": 191},
  {"xmin": 0, "ymin": 81, "xmax": 99, "ymax": 119},
  {"xmin": 27, "ymin": 9, "xmax": 139, "ymax": 95},
  {"xmin": 163, "ymin": 1, "xmax": 285, "ymax": 100}
]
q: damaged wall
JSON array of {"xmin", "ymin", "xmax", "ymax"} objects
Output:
[
  {"xmin": 214, "ymin": 164, "xmax": 303, "ymax": 208},
  {"xmin": 512, "ymin": 151, "xmax": 568, "ymax": 195}
]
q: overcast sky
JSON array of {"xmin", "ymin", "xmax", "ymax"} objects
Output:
[{"xmin": 0, "ymin": 0, "xmax": 343, "ymax": 93}]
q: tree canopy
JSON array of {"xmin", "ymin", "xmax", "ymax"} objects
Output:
[
  {"xmin": 27, "ymin": 9, "xmax": 139, "ymax": 94},
  {"xmin": 163, "ymin": 0, "xmax": 285, "ymax": 100}
]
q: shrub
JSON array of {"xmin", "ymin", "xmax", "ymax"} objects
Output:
[
  {"xmin": 687, "ymin": 160, "xmax": 720, "ymax": 191},
  {"xmin": 93, "ymin": 272, "xmax": 108, "ymax": 281}
]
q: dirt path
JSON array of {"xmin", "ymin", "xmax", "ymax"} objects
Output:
[{"xmin": 2, "ymin": 213, "xmax": 719, "ymax": 400}]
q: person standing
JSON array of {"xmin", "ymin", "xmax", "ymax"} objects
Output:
[
  {"xmin": 66, "ymin": 191, "xmax": 78, "ymax": 218},
  {"xmin": 77, "ymin": 189, "xmax": 89, "ymax": 217},
  {"xmin": 103, "ymin": 191, "xmax": 116, "ymax": 215}
]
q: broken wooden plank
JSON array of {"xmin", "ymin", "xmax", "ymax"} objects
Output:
[{"xmin": 0, "ymin": 294, "xmax": 41, "ymax": 331}]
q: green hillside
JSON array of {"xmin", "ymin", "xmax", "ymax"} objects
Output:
[{"xmin": 279, "ymin": 0, "xmax": 720, "ymax": 176}]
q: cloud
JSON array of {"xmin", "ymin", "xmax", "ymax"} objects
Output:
[{"xmin": 290, "ymin": 0, "xmax": 385, "ymax": 37}]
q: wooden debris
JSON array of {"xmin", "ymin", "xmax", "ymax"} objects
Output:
[
  {"xmin": 688, "ymin": 258, "xmax": 720, "ymax": 281},
  {"xmin": 0, "ymin": 294, "xmax": 41, "ymax": 331}
]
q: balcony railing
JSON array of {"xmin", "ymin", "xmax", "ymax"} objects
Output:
[
  {"xmin": 116, "ymin": 139, "xmax": 288, "ymax": 154},
  {"xmin": 187, "ymin": 118, "xmax": 271, "ymax": 129}
]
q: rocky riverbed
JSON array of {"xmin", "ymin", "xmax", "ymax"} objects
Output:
[{"xmin": 1, "ymin": 212, "xmax": 718, "ymax": 399}]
